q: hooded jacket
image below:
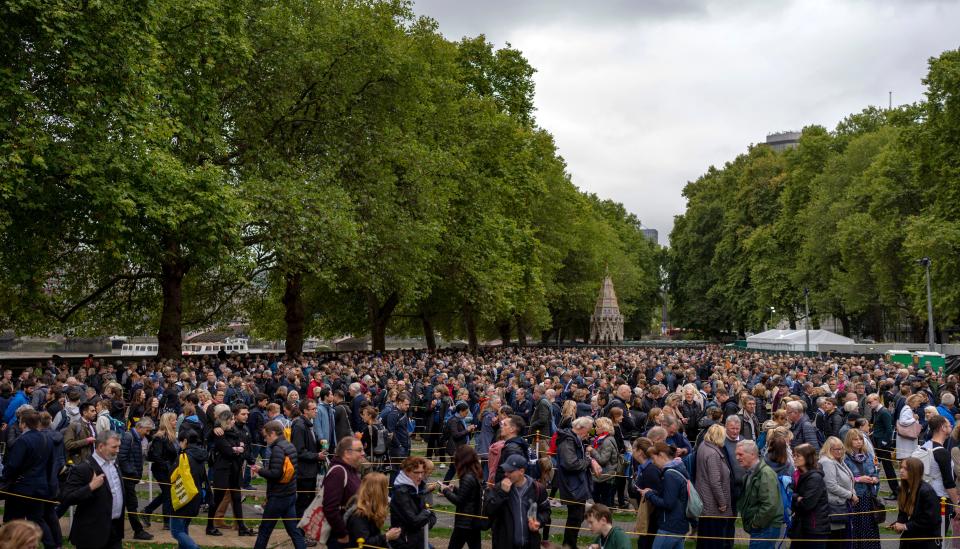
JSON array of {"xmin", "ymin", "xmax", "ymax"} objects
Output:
[
  {"xmin": 495, "ymin": 435, "xmax": 530, "ymax": 483},
  {"xmin": 555, "ymin": 428, "xmax": 592, "ymax": 500},
  {"xmin": 645, "ymin": 462, "xmax": 690, "ymax": 534},
  {"xmin": 790, "ymin": 469, "xmax": 831, "ymax": 538},
  {"xmin": 390, "ymin": 470, "xmax": 437, "ymax": 549},
  {"xmin": 484, "ymin": 475, "xmax": 549, "ymax": 549},
  {"xmin": 178, "ymin": 444, "xmax": 209, "ymax": 517}
]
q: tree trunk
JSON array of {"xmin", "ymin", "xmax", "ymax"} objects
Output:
[
  {"xmin": 497, "ymin": 320, "xmax": 511, "ymax": 346},
  {"xmin": 157, "ymin": 246, "xmax": 188, "ymax": 359},
  {"xmin": 788, "ymin": 314, "xmax": 797, "ymax": 330},
  {"xmin": 464, "ymin": 302, "xmax": 478, "ymax": 353},
  {"xmin": 421, "ymin": 313, "xmax": 437, "ymax": 351},
  {"xmin": 839, "ymin": 313, "xmax": 851, "ymax": 338},
  {"xmin": 368, "ymin": 292, "xmax": 399, "ymax": 352},
  {"xmin": 283, "ymin": 271, "xmax": 305, "ymax": 357},
  {"xmin": 540, "ymin": 329, "xmax": 552, "ymax": 345},
  {"xmin": 515, "ymin": 314, "xmax": 527, "ymax": 346}
]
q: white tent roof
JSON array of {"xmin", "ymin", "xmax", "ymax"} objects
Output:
[{"xmin": 747, "ymin": 329, "xmax": 854, "ymax": 348}]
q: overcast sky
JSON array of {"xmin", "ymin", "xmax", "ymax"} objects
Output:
[{"xmin": 411, "ymin": 0, "xmax": 960, "ymax": 243}]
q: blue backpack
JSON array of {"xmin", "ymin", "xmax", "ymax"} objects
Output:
[{"xmin": 777, "ymin": 474, "xmax": 794, "ymax": 530}]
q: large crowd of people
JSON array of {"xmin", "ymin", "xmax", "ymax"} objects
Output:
[{"xmin": 0, "ymin": 346, "xmax": 956, "ymax": 549}]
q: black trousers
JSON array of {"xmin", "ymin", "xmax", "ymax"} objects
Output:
[
  {"xmin": 76, "ymin": 517, "xmax": 124, "ymax": 549},
  {"xmin": 122, "ymin": 479, "xmax": 145, "ymax": 533},
  {"xmin": 875, "ymin": 444, "xmax": 899, "ymax": 496},
  {"xmin": 208, "ymin": 484, "xmax": 244, "ymax": 524},
  {"xmin": 448, "ymin": 527, "xmax": 481, "ymax": 549},
  {"xmin": 563, "ymin": 502, "xmax": 585, "ymax": 549},
  {"xmin": 4, "ymin": 495, "xmax": 54, "ymax": 549},
  {"xmin": 295, "ymin": 476, "xmax": 318, "ymax": 518}
]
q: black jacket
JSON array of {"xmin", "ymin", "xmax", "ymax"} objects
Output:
[
  {"xmin": 790, "ymin": 469, "xmax": 831, "ymax": 538},
  {"xmin": 495, "ymin": 435, "xmax": 529, "ymax": 482},
  {"xmin": 444, "ymin": 415, "xmax": 469, "ymax": 457},
  {"xmin": 334, "ymin": 403, "xmax": 352, "ymax": 444},
  {"xmin": 484, "ymin": 476, "xmax": 549, "ymax": 549},
  {"xmin": 147, "ymin": 435, "xmax": 179, "ymax": 481},
  {"xmin": 261, "ymin": 438, "xmax": 298, "ymax": 497},
  {"xmin": 210, "ymin": 427, "xmax": 245, "ymax": 487},
  {"xmin": 530, "ymin": 398, "xmax": 554, "ymax": 437},
  {"xmin": 61, "ymin": 456, "xmax": 125, "ymax": 547},
  {"xmin": 118, "ymin": 429, "xmax": 146, "ymax": 480},
  {"xmin": 290, "ymin": 416, "xmax": 320, "ymax": 480},
  {"xmin": 390, "ymin": 478, "xmax": 437, "ymax": 549},
  {"xmin": 347, "ymin": 512, "xmax": 390, "ymax": 549},
  {"xmin": 896, "ymin": 481, "xmax": 942, "ymax": 548},
  {"xmin": 442, "ymin": 471, "xmax": 483, "ymax": 529},
  {"xmin": 555, "ymin": 428, "xmax": 592, "ymax": 500}
]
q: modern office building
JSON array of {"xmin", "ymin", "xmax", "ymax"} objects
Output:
[{"xmin": 765, "ymin": 131, "xmax": 801, "ymax": 152}]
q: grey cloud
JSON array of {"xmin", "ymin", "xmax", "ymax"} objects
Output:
[{"xmin": 410, "ymin": 0, "xmax": 960, "ymax": 240}]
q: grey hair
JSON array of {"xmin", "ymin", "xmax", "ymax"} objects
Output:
[
  {"xmin": 572, "ymin": 417, "xmax": 594, "ymax": 430},
  {"xmin": 15, "ymin": 403, "xmax": 34, "ymax": 419},
  {"xmin": 786, "ymin": 401, "xmax": 805, "ymax": 413},
  {"xmin": 725, "ymin": 415, "xmax": 741, "ymax": 427},
  {"xmin": 96, "ymin": 430, "xmax": 122, "ymax": 446},
  {"xmin": 942, "ymin": 393, "xmax": 956, "ymax": 406},
  {"xmin": 736, "ymin": 439, "xmax": 759, "ymax": 456},
  {"xmin": 136, "ymin": 417, "xmax": 156, "ymax": 430}
]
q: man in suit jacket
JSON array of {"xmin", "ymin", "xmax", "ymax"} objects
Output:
[{"xmin": 61, "ymin": 430, "xmax": 126, "ymax": 549}]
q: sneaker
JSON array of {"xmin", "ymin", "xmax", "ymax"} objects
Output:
[
  {"xmin": 142, "ymin": 513, "xmax": 151, "ymax": 528},
  {"xmin": 133, "ymin": 531, "xmax": 154, "ymax": 541},
  {"xmin": 549, "ymin": 500, "xmax": 563, "ymax": 508},
  {"xmin": 238, "ymin": 527, "xmax": 257, "ymax": 537},
  {"xmin": 253, "ymin": 504, "xmax": 264, "ymax": 515},
  {"xmin": 305, "ymin": 539, "xmax": 318, "ymax": 547},
  {"xmin": 206, "ymin": 527, "xmax": 223, "ymax": 537},
  {"xmin": 439, "ymin": 464, "xmax": 446, "ymax": 469},
  {"xmin": 883, "ymin": 495, "xmax": 898, "ymax": 501}
]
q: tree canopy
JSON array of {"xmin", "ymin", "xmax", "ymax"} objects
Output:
[
  {"xmin": 668, "ymin": 48, "xmax": 960, "ymax": 342},
  {"xmin": 0, "ymin": 0, "xmax": 661, "ymax": 355}
]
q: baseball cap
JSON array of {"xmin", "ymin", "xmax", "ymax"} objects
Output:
[{"xmin": 500, "ymin": 454, "xmax": 528, "ymax": 472}]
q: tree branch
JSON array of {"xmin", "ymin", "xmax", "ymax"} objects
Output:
[{"xmin": 52, "ymin": 272, "xmax": 158, "ymax": 323}]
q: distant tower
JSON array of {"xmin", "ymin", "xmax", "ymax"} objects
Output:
[{"xmin": 590, "ymin": 275, "xmax": 625, "ymax": 344}]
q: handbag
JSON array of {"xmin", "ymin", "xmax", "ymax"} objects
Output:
[
  {"xmin": 896, "ymin": 419, "xmax": 921, "ymax": 440},
  {"xmin": 298, "ymin": 464, "xmax": 347, "ymax": 545},
  {"xmin": 170, "ymin": 453, "xmax": 199, "ymax": 510}
]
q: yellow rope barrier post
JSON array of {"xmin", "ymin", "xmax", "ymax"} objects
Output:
[
  {"xmin": 943, "ymin": 497, "xmax": 948, "ymax": 541},
  {"xmin": 358, "ymin": 537, "xmax": 365, "ymax": 549},
  {"xmin": 423, "ymin": 504, "xmax": 430, "ymax": 549}
]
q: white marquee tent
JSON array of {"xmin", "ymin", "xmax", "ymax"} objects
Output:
[{"xmin": 746, "ymin": 329, "xmax": 854, "ymax": 352}]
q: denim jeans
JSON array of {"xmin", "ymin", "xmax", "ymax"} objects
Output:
[
  {"xmin": 747, "ymin": 525, "xmax": 782, "ymax": 549},
  {"xmin": 651, "ymin": 530, "xmax": 685, "ymax": 549},
  {"xmin": 170, "ymin": 517, "xmax": 199, "ymax": 549},
  {"xmin": 253, "ymin": 493, "xmax": 306, "ymax": 549}
]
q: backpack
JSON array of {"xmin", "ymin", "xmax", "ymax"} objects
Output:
[
  {"xmin": 683, "ymin": 448, "xmax": 697, "ymax": 483},
  {"xmin": 54, "ymin": 410, "xmax": 71, "ymax": 433},
  {"xmin": 109, "ymin": 415, "xmax": 127, "ymax": 433},
  {"xmin": 777, "ymin": 474, "xmax": 794, "ymax": 531},
  {"xmin": 280, "ymin": 455, "xmax": 296, "ymax": 484},
  {"xmin": 911, "ymin": 442, "xmax": 945, "ymax": 485},
  {"xmin": 665, "ymin": 467, "xmax": 703, "ymax": 520},
  {"xmin": 371, "ymin": 423, "xmax": 388, "ymax": 456}
]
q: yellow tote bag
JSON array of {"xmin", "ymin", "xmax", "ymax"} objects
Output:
[{"xmin": 170, "ymin": 453, "xmax": 199, "ymax": 510}]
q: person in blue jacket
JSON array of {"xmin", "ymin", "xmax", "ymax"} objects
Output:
[
  {"xmin": 3, "ymin": 380, "xmax": 35, "ymax": 426},
  {"xmin": 638, "ymin": 442, "xmax": 690, "ymax": 549}
]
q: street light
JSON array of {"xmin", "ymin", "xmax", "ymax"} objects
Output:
[{"xmin": 918, "ymin": 257, "xmax": 935, "ymax": 352}]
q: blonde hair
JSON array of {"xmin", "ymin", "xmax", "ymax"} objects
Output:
[
  {"xmin": 156, "ymin": 412, "xmax": 178, "ymax": 441},
  {"xmin": 356, "ymin": 472, "xmax": 390, "ymax": 527},
  {"xmin": 704, "ymin": 423, "xmax": 726, "ymax": 446},
  {"xmin": 561, "ymin": 400, "xmax": 577, "ymax": 419},
  {"xmin": 819, "ymin": 436, "xmax": 844, "ymax": 459},
  {"xmin": 0, "ymin": 519, "xmax": 42, "ymax": 548},
  {"xmin": 595, "ymin": 417, "xmax": 614, "ymax": 433},
  {"xmin": 843, "ymin": 428, "xmax": 865, "ymax": 454}
]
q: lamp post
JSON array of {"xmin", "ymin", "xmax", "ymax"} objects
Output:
[
  {"xmin": 804, "ymin": 288, "xmax": 810, "ymax": 353},
  {"xmin": 918, "ymin": 257, "xmax": 935, "ymax": 352},
  {"xmin": 767, "ymin": 306, "xmax": 776, "ymax": 331}
]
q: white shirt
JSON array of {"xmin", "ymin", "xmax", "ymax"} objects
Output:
[{"xmin": 93, "ymin": 451, "xmax": 124, "ymax": 519}]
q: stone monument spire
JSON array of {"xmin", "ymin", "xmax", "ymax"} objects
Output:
[{"xmin": 590, "ymin": 274, "xmax": 624, "ymax": 344}]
